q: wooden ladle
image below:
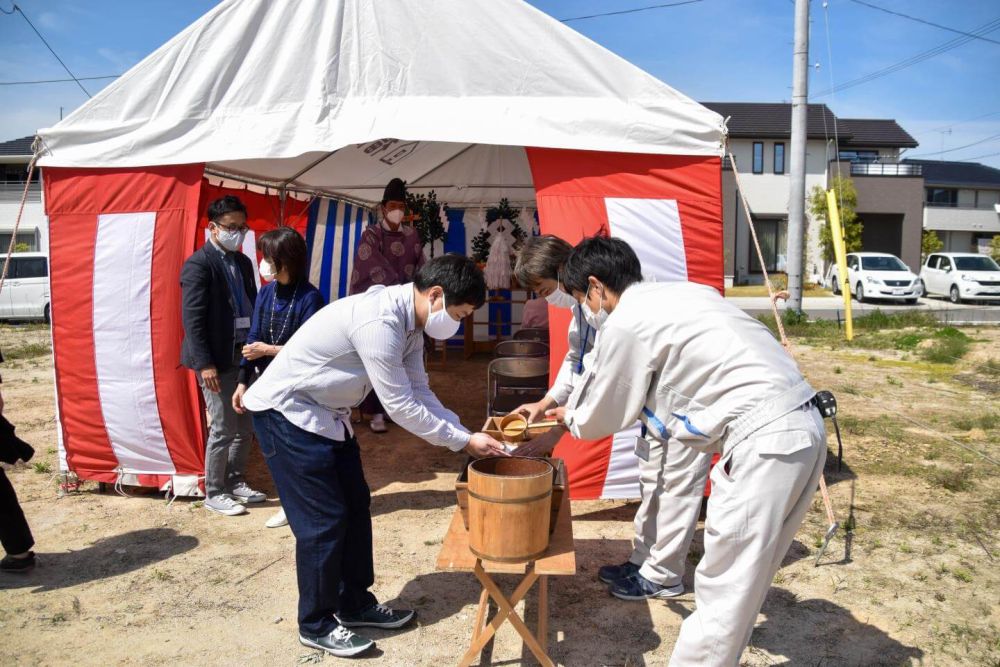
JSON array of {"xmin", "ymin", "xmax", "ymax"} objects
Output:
[{"xmin": 498, "ymin": 413, "xmax": 562, "ymax": 443}]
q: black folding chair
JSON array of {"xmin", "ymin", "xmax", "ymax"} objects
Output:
[{"xmin": 487, "ymin": 357, "xmax": 550, "ymax": 416}]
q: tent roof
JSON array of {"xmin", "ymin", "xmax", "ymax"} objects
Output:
[{"xmin": 35, "ymin": 0, "xmax": 723, "ymax": 206}]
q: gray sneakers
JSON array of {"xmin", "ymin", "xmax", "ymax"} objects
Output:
[
  {"xmin": 230, "ymin": 482, "xmax": 266, "ymax": 503},
  {"xmin": 204, "ymin": 494, "xmax": 247, "ymax": 516},
  {"xmin": 299, "ymin": 625, "xmax": 374, "ymax": 658}
]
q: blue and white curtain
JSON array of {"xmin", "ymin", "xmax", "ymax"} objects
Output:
[{"xmin": 305, "ymin": 198, "xmax": 372, "ymax": 302}]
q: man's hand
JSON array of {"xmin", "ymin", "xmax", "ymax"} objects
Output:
[
  {"xmin": 464, "ymin": 432, "xmax": 510, "ymax": 458},
  {"xmin": 200, "ymin": 366, "xmax": 221, "ymax": 393},
  {"xmin": 545, "ymin": 406, "xmax": 567, "ymax": 423},
  {"xmin": 242, "ymin": 342, "xmax": 275, "ymax": 360},
  {"xmin": 232, "ymin": 383, "xmax": 247, "ymax": 414},
  {"xmin": 514, "ymin": 396, "xmax": 555, "ymax": 424}
]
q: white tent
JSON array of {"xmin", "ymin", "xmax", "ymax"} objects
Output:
[{"xmin": 37, "ymin": 0, "xmax": 724, "ymax": 206}]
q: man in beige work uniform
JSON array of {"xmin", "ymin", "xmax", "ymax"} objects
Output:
[{"xmin": 548, "ymin": 236, "xmax": 826, "ymax": 666}]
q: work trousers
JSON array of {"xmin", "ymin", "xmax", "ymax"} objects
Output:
[
  {"xmin": 0, "ymin": 468, "xmax": 34, "ymax": 555},
  {"xmin": 251, "ymin": 409, "xmax": 377, "ymax": 637},
  {"xmin": 669, "ymin": 404, "xmax": 826, "ymax": 666},
  {"xmin": 629, "ymin": 435, "xmax": 713, "ymax": 587},
  {"xmin": 199, "ymin": 365, "xmax": 253, "ymax": 498}
]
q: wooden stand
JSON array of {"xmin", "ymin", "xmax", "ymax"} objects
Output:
[{"xmin": 437, "ymin": 484, "xmax": 575, "ymax": 666}]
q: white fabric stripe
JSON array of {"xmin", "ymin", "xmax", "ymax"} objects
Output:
[
  {"xmin": 600, "ymin": 424, "xmax": 642, "ymax": 499},
  {"xmin": 605, "ymin": 198, "xmax": 688, "ymax": 283},
  {"xmin": 92, "ymin": 212, "xmax": 175, "ymax": 474},
  {"xmin": 330, "ymin": 200, "xmax": 346, "ymax": 299},
  {"xmin": 241, "ymin": 229, "xmax": 260, "ymax": 291},
  {"xmin": 309, "ymin": 199, "xmax": 328, "ymax": 286}
]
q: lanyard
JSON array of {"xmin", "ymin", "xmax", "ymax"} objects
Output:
[
  {"xmin": 574, "ymin": 305, "xmax": 591, "ymax": 375},
  {"xmin": 221, "ymin": 256, "xmax": 250, "ymax": 318}
]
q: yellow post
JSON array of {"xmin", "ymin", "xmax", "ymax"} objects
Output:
[{"xmin": 826, "ymin": 190, "xmax": 853, "ymax": 340}]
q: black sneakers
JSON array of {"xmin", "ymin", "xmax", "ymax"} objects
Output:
[
  {"xmin": 335, "ymin": 603, "xmax": 416, "ymax": 629},
  {"xmin": 299, "ymin": 625, "xmax": 374, "ymax": 658},
  {"xmin": 610, "ymin": 571, "xmax": 684, "ymax": 600},
  {"xmin": 0, "ymin": 551, "xmax": 35, "ymax": 573},
  {"xmin": 597, "ymin": 560, "xmax": 639, "ymax": 584}
]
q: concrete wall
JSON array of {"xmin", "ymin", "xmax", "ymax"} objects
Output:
[{"xmin": 924, "ymin": 206, "xmax": 1000, "ymax": 234}]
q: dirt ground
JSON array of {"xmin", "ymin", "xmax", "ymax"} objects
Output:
[{"xmin": 2, "ymin": 321, "xmax": 998, "ymax": 666}]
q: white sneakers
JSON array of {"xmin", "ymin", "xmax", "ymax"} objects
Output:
[
  {"xmin": 204, "ymin": 494, "xmax": 247, "ymax": 516},
  {"xmin": 369, "ymin": 414, "xmax": 388, "ymax": 433},
  {"xmin": 265, "ymin": 508, "xmax": 289, "ymax": 528}
]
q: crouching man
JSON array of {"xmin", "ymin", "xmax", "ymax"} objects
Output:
[
  {"xmin": 243, "ymin": 254, "xmax": 507, "ymax": 658},
  {"xmin": 549, "ymin": 237, "xmax": 826, "ymax": 666}
]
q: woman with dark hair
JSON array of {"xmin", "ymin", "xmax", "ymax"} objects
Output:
[{"xmin": 233, "ymin": 226, "xmax": 325, "ymax": 527}]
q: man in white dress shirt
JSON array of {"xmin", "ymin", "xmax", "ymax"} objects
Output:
[
  {"xmin": 548, "ymin": 237, "xmax": 826, "ymax": 666},
  {"xmin": 244, "ymin": 254, "xmax": 506, "ymax": 659}
]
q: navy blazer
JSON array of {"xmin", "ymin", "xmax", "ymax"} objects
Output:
[{"xmin": 179, "ymin": 243, "xmax": 258, "ymax": 372}]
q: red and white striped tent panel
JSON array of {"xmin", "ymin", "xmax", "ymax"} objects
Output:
[{"xmin": 526, "ymin": 148, "xmax": 723, "ymax": 500}]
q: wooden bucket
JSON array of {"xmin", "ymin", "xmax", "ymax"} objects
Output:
[{"xmin": 467, "ymin": 457, "xmax": 554, "ymax": 563}]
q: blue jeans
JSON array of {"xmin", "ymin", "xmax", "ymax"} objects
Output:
[{"xmin": 251, "ymin": 409, "xmax": 377, "ymax": 636}]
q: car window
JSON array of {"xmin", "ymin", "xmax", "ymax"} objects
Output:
[
  {"xmin": 954, "ymin": 256, "xmax": 1000, "ymax": 271},
  {"xmin": 926, "ymin": 254, "xmax": 940, "ymax": 269},
  {"xmin": 13, "ymin": 258, "xmax": 47, "ymax": 279},
  {"xmin": 861, "ymin": 256, "xmax": 907, "ymax": 271},
  {"xmin": 847, "ymin": 256, "xmax": 857, "ymax": 270},
  {"xmin": 939, "ymin": 257, "xmax": 952, "ymax": 271}
]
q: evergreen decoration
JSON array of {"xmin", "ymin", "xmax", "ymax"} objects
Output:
[
  {"xmin": 471, "ymin": 226, "xmax": 492, "ymax": 264},
  {"xmin": 406, "ymin": 190, "xmax": 449, "ymax": 257}
]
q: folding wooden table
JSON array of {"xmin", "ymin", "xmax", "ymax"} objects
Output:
[{"xmin": 436, "ymin": 487, "xmax": 576, "ymax": 667}]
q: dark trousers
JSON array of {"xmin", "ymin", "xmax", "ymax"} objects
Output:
[
  {"xmin": 360, "ymin": 390, "xmax": 383, "ymax": 416},
  {"xmin": 251, "ymin": 409, "xmax": 377, "ymax": 636},
  {"xmin": 0, "ymin": 468, "xmax": 34, "ymax": 555}
]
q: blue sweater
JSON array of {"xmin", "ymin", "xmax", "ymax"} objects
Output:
[{"xmin": 238, "ymin": 279, "xmax": 326, "ymax": 384}]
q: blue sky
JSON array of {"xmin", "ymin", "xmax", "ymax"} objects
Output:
[{"xmin": 2, "ymin": 0, "xmax": 999, "ymax": 167}]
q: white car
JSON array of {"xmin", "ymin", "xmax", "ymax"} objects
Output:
[
  {"xmin": 0, "ymin": 253, "xmax": 51, "ymax": 322},
  {"xmin": 829, "ymin": 252, "xmax": 921, "ymax": 304},
  {"xmin": 919, "ymin": 252, "xmax": 1000, "ymax": 304}
]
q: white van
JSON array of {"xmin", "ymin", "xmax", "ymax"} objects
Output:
[
  {"xmin": 919, "ymin": 253, "xmax": 1000, "ymax": 304},
  {"xmin": 0, "ymin": 253, "xmax": 50, "ymax": 322}
]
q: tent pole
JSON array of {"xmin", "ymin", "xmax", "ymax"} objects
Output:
[
  {"xmin": 279, "ymin": 187, "xmax": 287, "ymax": 226},
  {"xmin": 280, "ymin": 149, "xmax": 340, "ymax": 189}
]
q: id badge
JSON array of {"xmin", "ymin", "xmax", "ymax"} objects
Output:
[
  {"xmin": 235, "ymin": 316, "xmax": 251, "ymax": 330},
  {"xmin": 634, "ymin": 436, "xmax": 650, "ymax": 462}
]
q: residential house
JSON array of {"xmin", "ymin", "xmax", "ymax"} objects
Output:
[
  {"xmin": 0, "ymin": 136, "xmax": 47, "ymax": 253},
  {"xmin": 901, "ymin": 159, "xmax": 1000, "ymax": 255},
  {"xmin": 703, "ymin": 103, "xmax": 921, "ymax": 286}
]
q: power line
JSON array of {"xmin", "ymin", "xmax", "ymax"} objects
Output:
[
  {"xmin": 849, "ymin": 0, "xmax": 1000, "ymax": 46},
  {"xmin": 0, "ymin": 74, "xmax": 119, "ymax": 86},
  {"xmin": 6, "ymin": 3, "xmax": 91, "ymax": 97},
  {"xmin": 952, "ymin": 150, "xmax": 1000, "ymax": 162},
  {"xmin": 815, "ymin": 16, "xmax": 1000, "ymax": 97},
  {"xmin": 926, "ymin": 110, "xmax": 1000, "ymax": 134},
  {"xmin": 560, "ymin": 0, "xmax": 703, "ymax": 23},
  {"xmin": 907, "ymin": 132, "xmax": 1000, "ymax": 159}
]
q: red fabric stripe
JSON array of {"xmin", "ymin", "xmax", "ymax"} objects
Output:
[
  {"xmin": 197, "ymin": 182, "xmax": 311, "ymax": 254},
  {"xmin": 47, "ymin": 211, "xmax": 116, "ymax": 478},
  {"xmin": 526, "ymin": 148, "xmax": 723, "ymax": 499},
  {"xmin": 43, "ymin": 165, "xmax": 206, "ymax": 484}
]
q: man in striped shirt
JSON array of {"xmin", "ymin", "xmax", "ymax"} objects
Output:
[{"xmin": 244, "ymin": 254, "xmax": 506, "ymax": 659}]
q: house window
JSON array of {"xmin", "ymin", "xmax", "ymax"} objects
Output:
[
  {"xmin": 749, "ymin": 218, "xmax": 786, "ymax": 273},
  {"xmin": 0, "ymin": 232, "xmax": 36, "ymax": 252},
  {"xmin": 838, "ymin": 150, "xmax": 879, "ymax": 163},
  {"xmin": 752, "ymin": 142, "xmax": 764, "ymax": 174},
  {"xmin": 925, "ymin": 188, "xmax": 958, "ymax": 207},
  {"xmin": 773, "ymin": 143, "xmax": 785, "ymax": 174}
]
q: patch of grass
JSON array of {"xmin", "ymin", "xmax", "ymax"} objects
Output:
[
  {"xmin": 3, "ymin": 342, "xmax": 51, "ymax": 360},
  {"xmin": 833, "ymin": 366, "xmax": 842, "ymax": 374},
  {"xmin": 894, "ymin": 332, "xmax": 925, "ymax": 350},
  {"xmin": 920, "ymin": 327, "xmax": 970, "ymax": 364},
  {"xmin": 952, "ymin": 568, "xmax": 973, "ymax": 583},
  {"xmin": 930, "ymin": 467, "xmax": 974, "ymax": 492},
  {"xmin": 886, "ymin": 375, "xmax": 903, "ymax": 387},
  {"xmin": 32, "ymin": 461, "xmax": 51, "ymax": 474},
  {"xmin": 151, "ymin": 569, "xmax": 174, "ymax": 582},
  {"xmin": 983, "ymin": 358, "xmax": 1000, "ymax": 377},
  {"xmin": 952, "ymin": 413, "xmax": 1000, "ymax": 432}
]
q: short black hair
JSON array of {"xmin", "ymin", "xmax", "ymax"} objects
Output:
[
  {"xmin": 561, "ymin": 236, "xmax": 643, "ymax": 296},
  {"xmin": 514, "ymin": 235, "xmax": 573, "ymax": 287},
  {"xmin": 258, "ymin": 227, "xmax": 308, "ymax": 284},
  {"xmin": 207, "ymin": 195, "xmax": 248, "ymax": 222},
  {"xmin": 414, "ymin": 254, "xmax": 487, "ymax": 309}
]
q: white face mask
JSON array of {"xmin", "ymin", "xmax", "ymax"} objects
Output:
[
  {"xmin": 259, "ymin": 258, "xmax": 277, "ymax": 282},
  {"xmin": 215, "ymin": 225, "xmax": 246, "ymax": 252},
  {"xmin": 582, "ymin": 285, "xmax": 609, "ymax": 330},
  {"xmin": 424, "ymin": 293, "xmax": 461, "ymax": 340},
  {"xmin": 545, "ymin": 288, "xmax": 578, "ymax": 310},
  {"xmin": 384, "ymin": 209, "xmax": 405, "ymax": 226}
]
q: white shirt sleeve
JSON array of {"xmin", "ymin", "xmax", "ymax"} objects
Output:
[
  {"xmin": 564, "ymin": 321, "xmax": 654, "ymax": 441},
  {"xmin": 352, "ymin": 320, "xmax": 471, "ymax": 451},
  {"xmin": 402, "ymin": 332, "xmax": 469, "ymax": 431}
]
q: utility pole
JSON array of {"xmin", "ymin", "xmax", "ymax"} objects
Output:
[{"xmin": 786, "ymin": 0, "xmax": 809, "ymax": 313}]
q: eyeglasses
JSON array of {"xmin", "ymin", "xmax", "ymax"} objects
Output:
[{"xmin": 212, "ymin": 221, "xmax": 249, "ymax": 233}]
